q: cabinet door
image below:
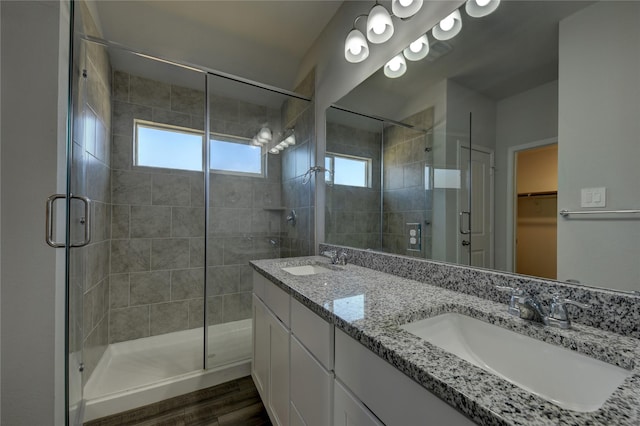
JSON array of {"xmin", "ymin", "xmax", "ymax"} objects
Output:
[
  {"xmin": 290, "ymin": 336, "xmax": 332, "ymax": 426},
  {"xmin": 252, "ymin": 295, "xmax": 269, "ymax": 399},
  {"xmin": 334, "ymin": 380, "xmax": 383, "ymax": 426},
  {"xmin": 269, "ymin": 310, "xmax": 290, "ymax": 426}
]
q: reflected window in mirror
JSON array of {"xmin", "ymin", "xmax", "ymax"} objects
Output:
[{"xmin": 325, "ymin": 152, "xmax": 372, "ymax": 188}]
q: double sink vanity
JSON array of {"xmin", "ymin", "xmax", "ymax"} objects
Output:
[{"xmin": 250, "ymin": 245, "xmax": 640, "ymax": 425}]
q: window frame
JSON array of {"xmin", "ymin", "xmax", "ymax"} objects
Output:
[
  {"xmin": 133, "ymin": 119, "xmax": 264, "ymax": 177},
  {"xmin": 325, "ymin": 151, "xmax": 372, "ymax": 188}
]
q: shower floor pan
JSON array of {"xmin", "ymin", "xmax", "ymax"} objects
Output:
[{"xmin": 83, "ymin": 319, "xmax": 252, "ymax": 422}]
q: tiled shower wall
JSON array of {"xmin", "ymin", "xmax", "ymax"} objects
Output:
[
  {"xmin": 382, "ymin": 108, "xmax": 434, "ymax": 258},
  {"xmin": 108, "ymin": 71, "xmax": 284, "ymax": 343},
  {"xmin": 73, "ymin": 2, "xmax": 112, "ymax": 383},
  {"xmin": 325, "ymin": 122, "xmax": 382, "ymax": 249},
  {"xmin": 280, "ymin": 70, "xmax": 316, "ymax": 257}
]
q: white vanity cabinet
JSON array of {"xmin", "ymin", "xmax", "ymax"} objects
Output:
[
  {"xmin": 335, "ymin": 329, "xmax": 475, "ymax": 426},
  {"xmin": 252, "ymin": 270, "xmax": 474, "ymax": 426},
  {"xmin": 290, "ymin": 299, "xmax": 334, "ymax": 426},
  {"xmin": 334, "ymin": 379, "xmax": 384, "ymax": 426},
  {"xmin": 252, "ymin": 272, "xmax": 291, "ymax": 426}
]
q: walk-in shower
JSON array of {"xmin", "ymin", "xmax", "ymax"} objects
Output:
[{"xmin": 68, "ymin": 6, "xmax": 314, "ymax": 422}]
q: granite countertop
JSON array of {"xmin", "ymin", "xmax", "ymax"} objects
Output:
[{"xmin": 250, "ymin": 256, "xmax": 640, "ymax": 426}]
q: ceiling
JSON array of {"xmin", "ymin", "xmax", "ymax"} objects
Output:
[{"xmin": 92, "ymin": 0, "xmax": 344, "ymax": 90}]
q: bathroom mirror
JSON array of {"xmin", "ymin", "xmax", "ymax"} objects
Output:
[{"xmin": 327, "ymin": 0, "xmax": 639, "ymax": 292}]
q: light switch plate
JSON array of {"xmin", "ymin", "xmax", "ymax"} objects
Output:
[{"xmin": 581, "ymin": 187, "xmax": 606, "ymax": 208}]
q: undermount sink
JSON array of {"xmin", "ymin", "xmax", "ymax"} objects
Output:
[
  {"xmin": 400, "ymin": 313, "xmax": 632, "ymax": 412},
  {"xmin": 282, "ymin": 264, "xmax": 332, "ymax": 276}
]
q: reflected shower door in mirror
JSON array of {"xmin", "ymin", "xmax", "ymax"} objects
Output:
[
  {"xmin": 331, "ymin": 0, "xmax": 640, "ymax": 291},
  {"xmin": 326, "ymin": 106, "xmax": 486, "ymax": 266}
]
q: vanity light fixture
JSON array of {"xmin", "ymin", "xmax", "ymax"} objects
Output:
[
  {"xmin": 465, "ymin": 0, "xmax": 500, "ymax": 18},
  {"xmin": 345, "ymin": 15, "xmax": 370, "ymax": 63},
  {"xmin": 366, "ymin": 3, "xmax": 394, "ymax": 44},
  {"xmin": 403, "ymin": 33, "xmax": 430, "ymax": 61},
  {"xmin": 384, "ymin": 53, "xmax": 407, "ymax": 78},
  {"xmin": 432, "ymin": 9, "xmax": 462, "ymax": 41},
  {"xmin": 392, "ymin": 0, "xmax": 423, "ymax": 19},
  {"xmin": 255, "ymin": 127, "xmax": 272, "ymax": 144},
  {"xmin": 267, "ymin": 128, "xmax": 296, "ymax": 155}
]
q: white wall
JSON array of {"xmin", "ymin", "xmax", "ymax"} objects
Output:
[
  {"xmin": 428, "ymin": 81, "xmax": 497, "ymax": 264},
  {"xmin": 557, "ymin": 1, "xmax": 640, "ymax": 290},
  {"xmin": 495, "ymin": 80, "xmax": 558, "ymax": 271},
  {"xmin": 1, "ymin": 1, "xmax": 69, "ymax": 424}
]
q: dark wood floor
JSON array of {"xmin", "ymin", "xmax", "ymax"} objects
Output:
[{"xmin": 84, "ymin": 376, "xmax": 272, "ymax": 426}]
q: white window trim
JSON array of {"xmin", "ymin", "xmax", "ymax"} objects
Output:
[{"xmin": 326, "ymin": 151, "xmax": 372, "ymax": 188}]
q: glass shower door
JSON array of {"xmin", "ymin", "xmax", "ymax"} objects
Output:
[{"xmin": 205, "ymin": 73, "xmax": 312, "ymax": 368}]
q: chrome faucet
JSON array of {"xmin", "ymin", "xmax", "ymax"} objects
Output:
[
  {"xmin": 321, "ymin": 250, "xmax": 348, "ymax": 265},
  {"xmin": 498, "ymin": 287, "xmax": 588, "ymax": 329}
]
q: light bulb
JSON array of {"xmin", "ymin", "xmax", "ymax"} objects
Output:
[
  {"xmin": 389, "ymin": 58, "xmax": 401, "ymax": 72},
  {"xmin": 476, "ymin": 0, "xmax": 491, "ymax": 6},
  {"xmin": 399, "ymin": 0, "xmax": 412, "ymax": 6},
  {"xmin": 440, "ymin": 15, "xmax": 455, "ymax": 31},
  {"xmin": 349, "ymin": 43, "xmax": 362, "ymax": 55},
  {"xmin": 409, "ymin": 40, "xmax": 423, "ymax": 53},
  {"xmin": 372, "ymin": 21, "xmax": 386, "ymax": 35}
]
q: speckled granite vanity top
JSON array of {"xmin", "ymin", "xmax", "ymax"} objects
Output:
[{"xmin": 251, "ymin": 256, "xmax": 640, "ymax": 426}]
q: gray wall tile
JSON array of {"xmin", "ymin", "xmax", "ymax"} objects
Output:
[
  {"xmin": 172, "ymin": 207, "xmax": 205, "ymax": 237},
  {"xmin": 109, "ymin": 273, "xmax": 130, "ymax": 308},
  {"xmin": 152, "ymin": 107, "xmax": 191, "ymax": 128},
  {"xmin": 112, "ymin": 101, "xmax": 152, "ymax": 136},
  {"xmin": 113, "ymin": 70, "xmax": 129, "ymax": 102},
  {"xmin": 111, "ymin": 205, "xmax": 130, "ymax": 238},
  {"xmin": 109, "ymin": 306, "xmax": 149, "ymax": 343},
  {"xmin": 222, "ymin": 292, "xmax": 252, "ymax": 322},
  {"xmin": 130, "ymin": 271, "xmax": 170, "ymax": 305},
  {"xmin": 130, "ymin": 205, "xmax": 171, "ymax": 238},
  {"xmin": 152, "ymin": 174, "xmax": 191, "ymax": 206},
  {"xmin": 150, "ymin": 301, "xmax": 189, "ymax": 336},
  {"xmin": 171, "ymin": 268, "xmax": 204, "ymax": 300},
  {"xmin": 111, "ymin": 239, "xmax": 151, "ymax": 273},
  {"xmin": 151, "ymin": 238, "xmax": 190, "ymax": 270},
  {"xmin": 172, "ymin": 86, "xmax": 204, "ymax": 117},
  {"xmin": 130, "ymin": 75, "xmax": 171, "ymax": 109},
  {"xmin": 111, "ymin": 134, "xmax": 132, "ymax": 171},
  {"xmin": 112, "ymin": 170, "xmax": 152, "ymax": 205}
]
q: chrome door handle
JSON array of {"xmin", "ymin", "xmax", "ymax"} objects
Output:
[
  {"xmin": 459, "ymin": 211, "xmax": 471, "ymax": 235},
  {"xmin": 46, "ymin": 194, "xmax": 65, "ymax": 248},
  {"xmin": 45, "ymin": 194, "xmax": 92, "ymax": 248}
]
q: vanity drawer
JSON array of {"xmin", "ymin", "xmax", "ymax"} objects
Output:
[
  {"xmin": 263, "ymin": 277, "xmax": 290, "ymax": 328},
  {"xmin": 291, "ymin": 297, "xmax": 333, "ymax": 370}
]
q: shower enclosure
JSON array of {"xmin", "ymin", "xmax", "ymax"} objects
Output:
[{"xmin": 66, "ymin": 8, "xmax": 313, "ymax": 423}]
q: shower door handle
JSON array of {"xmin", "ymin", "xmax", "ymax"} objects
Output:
[
  {"xmin": 46, "ymin": 194, "xmax": 92, "ymax": 248},
  {"xmin": 459, "ymin": 211, "xmax": 471, "ymax": 235}
]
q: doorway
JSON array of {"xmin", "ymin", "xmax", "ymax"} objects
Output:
[{"xmin": 513, "ymin": 143, "xmax": 558, "ymax": 279}]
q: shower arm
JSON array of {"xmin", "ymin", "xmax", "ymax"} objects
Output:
[{"xmin": 302, "ymin": 166, "xmax": 333, "ymax": 185}]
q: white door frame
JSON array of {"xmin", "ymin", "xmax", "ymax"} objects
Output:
[
  {"xmin": 505, "ymin": 137, "xmax": 558, "ymax": 272},
  {"xmin": 459, "ymin": 143, "xmax": 495, "ymax": 268}
]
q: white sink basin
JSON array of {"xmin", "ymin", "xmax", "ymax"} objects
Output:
[
  {"xmin": 401, "ymin": 313, "xmax": 632, "ymax": 412},
  {"xmin": 282, "ymin": 264, "xmax": 332, "ymax": 276}
]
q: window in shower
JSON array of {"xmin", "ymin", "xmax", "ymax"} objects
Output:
[
  {"xmin": 325, "ymin": 152, "xmax": 372, "ymax": 187},
  {"xmin": 210, "ymin": 134, "xmax": 263, "ymax": 176},
  {"xmin": 135, "ymin": 120, "xmax": 203, "ymax": 171},
  {"xmin": 135, "ymin": 120, "xmax": 263, "ymax": 176}
]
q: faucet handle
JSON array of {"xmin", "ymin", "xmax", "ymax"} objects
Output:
[
  {"xmin": 496, "ymin": 286, "xmax": 525, "ymax": 316},
  {"xmin": 548, "ymin": 294, "xmax": 589, "ymax": 324}
]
